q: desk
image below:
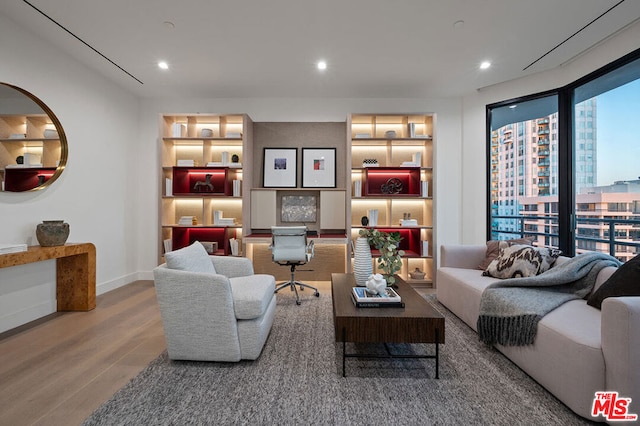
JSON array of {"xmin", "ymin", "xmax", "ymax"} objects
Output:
[{"xmin": 0, "ymin": 243, "xmax": 96, "ymax": 311}]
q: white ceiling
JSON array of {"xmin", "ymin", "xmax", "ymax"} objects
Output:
[{"xmin": 2, "ymin": 0, "xmax": 640, "ymax": 99}]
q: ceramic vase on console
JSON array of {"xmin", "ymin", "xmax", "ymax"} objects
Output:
[
  {"xmin": 353, "ymin": 237, "xmax": 373, "ymax": 286},
  {"xmin": 36, "ymin": 220, "xmax": 69, "ymax": 247}
]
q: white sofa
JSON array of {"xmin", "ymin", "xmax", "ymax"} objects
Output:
[{"xmin": 436, "ymin": 244, "xmax": 640, "ymax": 422}]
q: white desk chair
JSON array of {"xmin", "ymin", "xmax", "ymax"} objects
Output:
[{"xmin": 269, "ymin": 226, "xmax": 319, "ymax": 305}]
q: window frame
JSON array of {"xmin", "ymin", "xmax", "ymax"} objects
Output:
[{"xmin": 486, "ymin": 47, "xmax": 640, "ymax": 257}]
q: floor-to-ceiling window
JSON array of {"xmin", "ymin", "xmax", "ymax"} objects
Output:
[
  {"xmin": 487, "ymin": 95, "xmax": 559, "ymax": 247},
  {"xmin": 487, "ymin": 48, "xmax": 640, "ymax": 259},
  {"xmin": 572, "ymin": 56, "xmax": 640, "ymax": 260}
]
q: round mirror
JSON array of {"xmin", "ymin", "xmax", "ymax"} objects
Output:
[{"xmin": 0, "ymin": 83, "xmax": 67, "ymax": 192}]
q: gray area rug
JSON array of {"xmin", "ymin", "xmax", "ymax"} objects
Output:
[{"xmin": 83, "ymin": 285, "xmax": 594, "ymax": 425}]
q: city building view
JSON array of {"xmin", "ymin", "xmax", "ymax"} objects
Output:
[{"xmin": 490, "ymin": 84, "xmax": 640, "ymax": 261}]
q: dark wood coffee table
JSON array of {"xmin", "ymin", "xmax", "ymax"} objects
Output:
[{"xmin": 331, "ymin": 273, "xmax": 444, "ymax": 377}]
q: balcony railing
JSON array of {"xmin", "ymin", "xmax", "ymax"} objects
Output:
[{"xmin": 491, "ymin": 214, "xmax": 640, "ymax": 258}]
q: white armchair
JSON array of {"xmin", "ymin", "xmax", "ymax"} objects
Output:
[{"xmin": 153, "ymin": 241, "xmax": 276, "ymax": 362}]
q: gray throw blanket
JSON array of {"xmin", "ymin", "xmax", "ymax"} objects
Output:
[{"xmin": 477, "ymin": 252, "xmax": 621, "ymax": 346}]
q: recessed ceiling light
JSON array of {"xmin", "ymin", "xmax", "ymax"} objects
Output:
[
  {"xmin": 163, "ymin": 21, "xmax": 175, "ymax": 30},
  {"xmin": 158, "ymin": 61, "xmax": 169, "ymax": 70},
  {"xmin": 480, "ymin": 61, "xmax": 491, "ymax": 70},
  {"xmin": 453, "ymin": 20, "xmax": 465, "ymax": 29},
  {"xmin": 317, "ymin": 60, "xmax": 327, "ymax": 71}
]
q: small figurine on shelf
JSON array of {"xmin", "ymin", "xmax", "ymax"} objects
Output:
[{"xmin": 193, "ymin": 174, "xmax": 214, "ymax": 192}]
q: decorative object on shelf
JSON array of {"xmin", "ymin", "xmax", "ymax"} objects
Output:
[
  {"xmin": 16, "ymin": 155, "xmax": 24, "ymax": 164},
  {"xmin": 408, "ymin": 122, "xmax": 416, "ymax": 138},
  {"xmin": 381, "ymin": 177, "xmax": 403, "ymax": 194},
  {"xmin": 172, "ymin": 123, "xmax": 186, "ymax": 137},
  {"xmin": 201, "ymin": 128, "xmax": 213, "ymax": 137},
  {"xmin": 365, "ymin": 273, "xmax": 387, "ymax": 296},
  {"xmin": 263, "ymin": 147, "xmax": 297, "ymax": 188},
  {"xmin": 193, "ymin": 174, "xmax": 214, "ymax": 192},
  {"xmin": 352, "ymin": 237, "xmax": 373, "ymax": 286},
  {"xmin": 36, "ymin": 220, "xmax": 69, "ymax": 247},
  {"xmin": 421, "ymin": 180, "xmax": 429, "ymax": 197},
  {"xmin": 384, "ymin": 130, "xmax": 397, "ymax": 139},
  {"xmin": 359, "ymin": 228, "xmax": 405, "ymax": 286},
  {"xmin": 362, "ymin": 159, "xmax": 379, "ymax": 167},
  {"xmin": 231, "ymin": 154, "xmax": 239, "ymax": 163},
  {"xmin": 200, "ymin": 241, "xmax": 218, "ymax": 254},
  {"xmin": 43, "ymin": 129, "xmax": 58, "ymax": 139},
  {"xmin": 361, "ymin": 216, "xmax": 369, "ymax": 226},
  {"xmin": 366, "ymin": 209, "xmax": 378, "ymax": 226},
  {"xmin": 409, "ymin": 268, "xmax": 426, "ymax": 280},
  {"xmin": 353, "ymin": 178, "xmax": 362, "ymax": 197},
  {"xmin": 301, "ymin": 148, "xmax": 336, "ymax": 188}
]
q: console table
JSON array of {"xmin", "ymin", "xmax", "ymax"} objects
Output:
[{"xmin": 0, "ymin": 243, "xmax": 96, "ymax": 311}]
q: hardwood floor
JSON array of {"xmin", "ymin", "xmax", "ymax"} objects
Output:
[
  {"xmin": 0, "ymin": 279, "xmax": 433, "ymax": 426},
  {"xmin": 0, "ymin": 280, "xmax": 165, "ymax": 426}
]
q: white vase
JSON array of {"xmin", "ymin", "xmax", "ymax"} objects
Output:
[{"xmin": 353, "ymin": 237, "xmax": 373, "ymax": 286}]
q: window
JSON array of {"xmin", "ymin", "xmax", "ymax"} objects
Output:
[{"xmin": 487, "ymin": 47, "xmax": 640, "ymax": 258}]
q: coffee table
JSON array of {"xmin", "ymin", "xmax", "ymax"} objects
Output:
[{"xmin": 331, "ymin": 273, "xmax": 444, "ymax": 377}]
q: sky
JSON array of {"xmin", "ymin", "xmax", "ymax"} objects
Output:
[{"xmin": 595, "ymin": 78, "xmax": 640, "ymax": 186}]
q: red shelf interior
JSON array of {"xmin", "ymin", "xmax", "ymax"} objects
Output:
[
  {"xmin": 172, "ymin": 167, "xmax": 234, "ymax": 195},
  {"xmin": 172, "ymin": 227, "xmax": 234, "ymax": 255},
  {"xmin": 4, "ymin": 167, "xmax": 57, "ymax": 192},
  {"xmin": 363, "ymin": 167, "xmax": 420, "ymax": 196},
  {"xmin": 367, "ymin": 227, "xmax": 422, "ymax": 257}
]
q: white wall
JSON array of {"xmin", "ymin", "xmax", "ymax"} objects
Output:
[
  {"xmin": 460, "ymin": 21, "xmax": 640, "ymax": 245},
  {"xmin": 0, "ymin": 13, "xmax": 140, "ymax": 332}
]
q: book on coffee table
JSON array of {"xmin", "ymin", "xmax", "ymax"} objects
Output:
[{"xmin": 351, "ymin": 286, "xmax": 404, "ymax": 308}]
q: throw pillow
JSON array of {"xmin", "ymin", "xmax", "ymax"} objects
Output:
[
  {"xmin": 483, "ymin": 244, "xmax": 562, "ymax": 279},
  {"xmin": 477, "ymin": 236, "xmax": 535, "ymax": 270},
  {"xmin": 587, "ymin": 253, "xmax": 640, "ymax": 309},
  {"xmin": 165, "ymin": 241, "xmax": 216, "ymax": 274}
]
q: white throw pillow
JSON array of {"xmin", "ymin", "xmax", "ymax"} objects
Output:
[
  {"xmin": 483, "ymin": 244, "xmax": 561, "ymax": 279},
  {"xmin": 165, "ymin": 241, "xmax": 216, "ymax": 274}
]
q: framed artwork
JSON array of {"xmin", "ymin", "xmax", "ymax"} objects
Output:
[
  {"xmin": 263, "ymin": 148, "xmax": 297, "ymax": 188},
  {"xmin": 281, "ymin": 195, "xmax": 317, "ymax": 222},
  {"xmin": 301, "ymin": 148, "xmax": 336, "ymax": 188}
]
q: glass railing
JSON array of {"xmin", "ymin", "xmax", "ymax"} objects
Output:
[{"xmin": 491, "ymin": 214, "xmax": 640, "ymax": 259}]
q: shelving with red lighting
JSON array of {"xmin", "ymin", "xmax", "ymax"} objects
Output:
[
  {"xmin": 349, "ymin": 113, "xmax": 435, "ymax": 286},
  {"xmin": 171, "ymin": 167, "xmax": 237, "ymax": 195},
  {"xmin": 159, "ymin": 113, "xmax": 253, "ymax": 262},
  {"xmin": 362, "ymin": 167, "xmax": 421, "ymax": 196},
  {"xmin": 1, "ymin": 113, "xmax": 63, "ymax": 192}
]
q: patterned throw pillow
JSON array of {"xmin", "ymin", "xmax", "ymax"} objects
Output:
[
  {"xmin": 483, "ymin": 244, "xmax": 562, "ymax": 279},
  {"xmin": 477, "ymin": 237, "xmax": 535, "ymax": 270}
]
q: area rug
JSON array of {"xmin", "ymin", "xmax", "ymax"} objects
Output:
[{"xmin": 83, "ymin": 284, "xmax": 593, "ymax": 425}]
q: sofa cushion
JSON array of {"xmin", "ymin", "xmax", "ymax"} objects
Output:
[
  {"xmin": 587, "ymin": 253, "xmax": 640, "ymax": 309},
  {"xmin": 478, "ymin": 237, "xmax": 535, "ymax": 270},
  {"xmin": 165, "ymin": 241, "xmax": 216, "ymax": 274},
  {"xmin": 483, "ymin": 244, "xmax": 561, "ymax": 278},
  {"xmin": 229, "ymin": 274, "xmax": 276, "ymax": 320}
]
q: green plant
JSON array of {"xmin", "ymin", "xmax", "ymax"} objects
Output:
[{"xmin": 358, "ymin": 228, "xmax": 405, "ymax": 286}]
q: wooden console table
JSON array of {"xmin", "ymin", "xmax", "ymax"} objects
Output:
[{"xmin": 0, "ymin": 243, "xmax": 96, "ymax": 311}]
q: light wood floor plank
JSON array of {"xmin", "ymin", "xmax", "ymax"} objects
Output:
[{"xmin": 0, "ymin": 279, "xmax": 428, "ymax": 425}]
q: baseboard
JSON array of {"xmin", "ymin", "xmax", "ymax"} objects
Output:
[
  {"xmin": 97, "ymin": 271, "xmax": 154, "ymax": 296},
  {"xmin": 0, "ymin": 300, "xmax": 56, "ymax": 334}
]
